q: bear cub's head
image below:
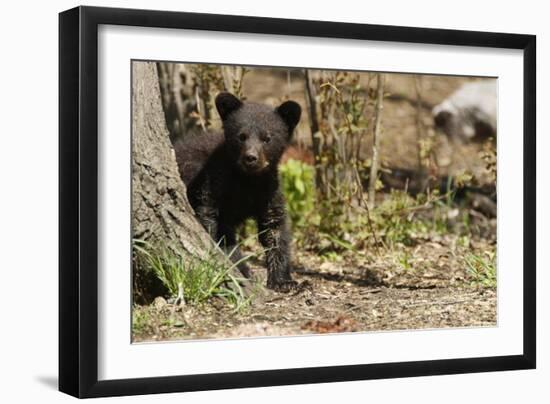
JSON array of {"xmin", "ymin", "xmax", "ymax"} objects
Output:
[{"xmin": 215, "ymin": 92, "xmax": 301, "ymax": 175}]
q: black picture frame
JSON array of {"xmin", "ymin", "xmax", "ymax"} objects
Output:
[{"xmin": 59, "ymin": 5, "xmax": 536, "ymax": 398}]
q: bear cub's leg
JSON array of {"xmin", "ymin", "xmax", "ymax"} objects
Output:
[
  {"xmin": 217, "ymin": 223, "xmax": 252, "ymax": 279},
  {"xmin": 257, "ymin": 193, "xmax": 295, "ymax": 291}
]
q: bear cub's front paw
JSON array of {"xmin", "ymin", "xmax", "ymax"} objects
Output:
[{"xmin": 267, "ymin": 277, "xmax": 298, "ymax": 293}]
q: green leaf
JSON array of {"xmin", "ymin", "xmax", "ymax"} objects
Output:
[{"xmin": 295, "ymin": 178, "xmax": 305, "ymax": 194}]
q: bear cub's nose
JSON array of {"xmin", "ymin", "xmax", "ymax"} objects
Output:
[{"xmin": 244, "ymin": 153, "xmax": 258, "ymax": 164}]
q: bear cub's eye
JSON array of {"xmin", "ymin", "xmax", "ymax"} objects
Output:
[
  {"xmin": 238, "ymin": 133, "xmax": 248, "ymax": 142},
  {"xmin": 262, "ymin": 135, "xmax": 271, "ymax": 144}
]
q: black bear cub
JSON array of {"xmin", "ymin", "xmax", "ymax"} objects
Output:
[{"xmin": 174, "ymin": 92, "xmax": 302, "ymax": 291}]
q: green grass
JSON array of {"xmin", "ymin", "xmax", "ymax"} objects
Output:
[
  {"xmin": 463, "ymin": 251, "xmax": 497, "ymax": 287},
  {"xmin": 372, "ymin": 190, "xmax": 449, "ymax": 248},
  {"xmin": 134, "ymin": 240, "xmax": 253, "ymax": 311},
  {"xmin": 396, "ymin": 251, "xmax": 414, "ymax": 271},
  {"xmin": 132, "ymin": 307, "xmax": 153, "ymax": 335}
]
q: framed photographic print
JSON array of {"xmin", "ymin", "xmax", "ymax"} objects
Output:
[{"xmin": 59, "ymin": 6, "xmax": 536, "ymax": 398}]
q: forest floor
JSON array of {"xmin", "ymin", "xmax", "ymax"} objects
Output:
[
  {"xmin": 132, "ymin": 70, "xmax": 497, "ymax": 342},
  {"xmin": 132, "ymin": 227, "xmax": 497, "ymax": 342}
]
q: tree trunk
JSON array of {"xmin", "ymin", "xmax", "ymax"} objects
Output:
[
  {"xmin": 368, "ymin": 73, "xmax": 385, "ymax": 208},
  {"xmin": 133, "ymin": 61, "xmax": 212, "ymax": 252},
  {"xmin": 303, "ymin": 69, "xmax": 326, "ymax": 197},
  {"xmin": 132, "ymin": 62, "xmax": 223, "ymax": 301},
  {"xmin": 221, "ymin": 65, "xmax": 247, "ymax": 98},
  {"xmin": 156, "ymin": 62, "xmax": 200, "ymax": 142},
  {"xmin": 157, "ymin": 62, "xmax": 237, "ymax": 142}
]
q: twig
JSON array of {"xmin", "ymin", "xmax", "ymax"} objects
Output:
[
  {"xmin": 354, "ymin": 169, "xmax": 382, "ymax": 254},
  {"xmin": 406, "ymin": 299, "xmax": 468, "ymax": 308}
]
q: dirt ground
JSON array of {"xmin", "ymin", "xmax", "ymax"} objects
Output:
[
  {"xmin": 133, "ymin": 264, "xmax": 496, "ymax": 342},
  {"xmin": 132, "ymin": 67, "xmax": 497, "ymax": 343},
  {"xmin": 133, "ymin": 226, "xmax": 496, "ymax": 342}
]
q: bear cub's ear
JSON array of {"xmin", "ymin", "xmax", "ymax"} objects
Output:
[
  {"xmin": 276, "ymin": 100, "xmax": 302, "ymax": 136},
  {"xmin": 215, "ymin": 92, "xmax": 243, "ymax": 121}
]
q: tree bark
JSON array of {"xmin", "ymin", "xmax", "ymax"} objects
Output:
[
  {"xmin": 368, "ymin": 73, "xmax": 385, "ymax": 208},
  {"xmin": 303, "ymin": 69, "xmax": 326, "ymax": 197},
  {"xmin": 157, "ymin": 63, "xmax": 239, "ymax": 142},
  {"xmin": 221, "ymin": 65, "xmax": 247, "ymax": 98},
  {"xmin": 133, "ymin": 61, "xmax": 212, "ymax": 252},
  {"xmin": 132, "ymin": 62, "xmax": 219, "ymax": 301},
  {"xmin": 156, "ymin": 62, "xmax": 199, "ymax": 142}
]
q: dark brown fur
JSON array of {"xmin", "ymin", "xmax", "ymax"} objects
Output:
[{"xmin": 174, "ymin": 92, "xmax": 301, "ymax": 291}]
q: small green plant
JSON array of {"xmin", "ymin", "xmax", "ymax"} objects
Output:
[
  {"xmin": 373, "ymin": 190, "xmax": 427, "ymax": 247},
  {"xmin": 134, "ymin": 240, "xmax": 252, "ymax": 310},
  {"xmin": 282, "ymin": 180, "xmax": 464, "ymax": 255},
  {"xmin": 279, "ymin": 159, "xmax": 317, "ymax": 228},
  {"xmin": 396, "ymin": 251, "xmax": 414, "ymax": 271},
  {"xmin": 321, "ymin": 250, "xmax": 344, "ymax": 263},
  {"xmin": 457, "ymin": 235, "xmax": 471, "ymax": 248},
  {"xmin": 132, "ymin": 307, "xmax": 153, "ymax": 335},
  {"xmin": 463, "ymin": 250, "xmax": 496, "ymax": 287}
]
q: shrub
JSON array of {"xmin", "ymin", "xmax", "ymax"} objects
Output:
[
  {"xmin": 279, "ymin": 159, "xmax": 317, "ymax": 228},
  {"xmin": 463, "ymin": 250, "xmax": 496, "ymax": 287}
]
